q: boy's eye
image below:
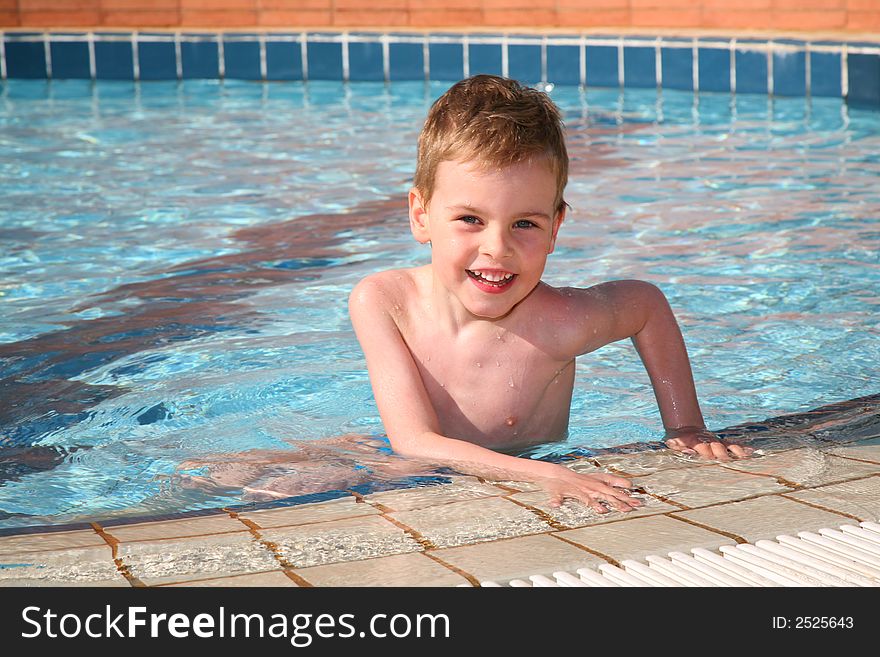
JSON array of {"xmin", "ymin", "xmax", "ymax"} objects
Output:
[
  {"xmin": 458, "ymin": 215, "xmax": 481, "ymax": 225},
  {"xmin": 514, "ymin": 219, "xmax": 537, "ymax": 229}
]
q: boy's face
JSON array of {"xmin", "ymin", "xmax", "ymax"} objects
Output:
[{"xmin": 409, "ymin": 156, "xmax": 564, "ymax": 320}]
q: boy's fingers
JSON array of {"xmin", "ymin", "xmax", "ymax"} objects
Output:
[{"xmin": 727, "ymin": 444, "xmax": 752, "ymax": 458}]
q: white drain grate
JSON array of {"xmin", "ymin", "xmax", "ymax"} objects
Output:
[{"xmin": 479, "ymin": 521, "xmax": 880, "ymax": 587}]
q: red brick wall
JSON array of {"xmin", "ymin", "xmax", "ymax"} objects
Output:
[{"xmin": 2, "ymin": 0, "xmax": 878, "ymax": 33}]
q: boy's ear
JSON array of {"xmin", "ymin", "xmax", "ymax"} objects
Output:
[
  {"xmin": 547, "ymin": 204, "xmax": 566, "ymax": 254},
  {"xmin": 408, "ymin": 187, "xmax": 431, "ymax": 244}
]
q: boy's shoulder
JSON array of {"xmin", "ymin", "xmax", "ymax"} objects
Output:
[{"xmin": 348, "ymin": 266, "xmax": 427, "ymax": 315}]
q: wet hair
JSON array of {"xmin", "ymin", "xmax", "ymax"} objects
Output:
[{"xmin": 413, "ymin": 74, "xmax": 568, "ymax": 214}]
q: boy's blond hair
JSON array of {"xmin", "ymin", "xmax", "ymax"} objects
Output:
[{"xmin": 413, "ymin": 74, "xmax": 569, "ymax": 214}]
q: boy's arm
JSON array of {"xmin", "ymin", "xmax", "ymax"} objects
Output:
[
  {"xmin": 575, "ymin": 280, "xmax": 751, "ymax": 460},
  {"xmin": 349, "ymin": 276, "xmax": 642, "ymax": 512}
]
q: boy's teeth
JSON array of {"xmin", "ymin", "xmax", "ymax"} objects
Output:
[{"xmin": 469, "ymin": 270, "xmax": 514, "ymax": 283}]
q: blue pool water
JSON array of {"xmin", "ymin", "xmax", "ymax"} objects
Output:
[{"xmin": 0, "ymin": 79, "xmax": 878, "ymax": 528}]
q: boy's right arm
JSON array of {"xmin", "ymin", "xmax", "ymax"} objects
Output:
[{"xmin": 348, "ymin": 276, "xmax": 642, "ymax": 513}]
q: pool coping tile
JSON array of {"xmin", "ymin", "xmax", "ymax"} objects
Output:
[
  {"xmin": 554, "ymin": 514, "xmax": 732, "ymax": 563},
  {"xmin": 719, "ymin": 447, "xmax": 880, "ymax": 487},
  {"xmin": 430, "ymin": 533, "xmax": 607, "ymax": 585},
  {"xmin": 295, "ymin": 551, "xmax": 468, "ymax": 587},
  {"xmin": 102, "ymin": 513, "xmax": 249, "ymax": 543},
  {"xmin": 159, "ymin": 569, "xmax": 298, "ymax": 587},
  {"xmin": 507, "ymin": 488, "xmax": 679, "ymax": 529},
  {"xmin": 784, "ymin": 475, "xmax": 880, "ymax": 522},
  {"xmin": 671, "ymin": 494, "xmax": 860, "ymax": 543},
  {"xmin": 388, "ymin": 496, "xmax": 553, "ymax": 548},
  {"xmin": 238, "ymin": 496, "xmax": 379, "ymax": 529},
  {"xmin": 0, "ymin": 528, "xmax": 106, "ymax": 556},
  {"xmin": 362, "ymin": 476, "xmax": 506, "ymax": 512}
]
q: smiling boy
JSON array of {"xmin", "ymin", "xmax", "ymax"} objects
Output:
[{"xmin": 349, "ymin": 75, "xmax": 749, "ymax": 514}]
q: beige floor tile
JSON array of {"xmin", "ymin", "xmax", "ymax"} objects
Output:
[
  {"xmin": 238, "ymin": 496, "xmax": 379, "ymax": 529},
  {"xmin": 556, "ymin": 515, "xmax": 731, "ymax": 563},
  {"xmin": 0, "ymin": 528, "xmax": 107, "ymax": 556},
  {"xmin": 785, "ymin": 476, "xmax": 880, "ymax": 522},
  {"xmin": 720, "ymin": 448, "xmax": 880, "ymax": 486},
  {"xmin": 389, "ymin": 496, "xmax": 551, "ymax": 548},
  {"xmin": 633, "ymin": 464, "xmax": 792, "ymax": 508},
  {"xmin": 508, "ymin": 488, "xmax": 678, "ymax": 529},
  {"xmin": 364, "ymin": 476, "xmax": 505, "ymax": 512},
  {"xmin": 104, "ymin": 513, "xmax": 248, "ymax": 543},
  {"xmin": 827, "ymin": 437, "xmax": 880, "ymax": 464},
  {"xmin": 672, "ymin": 495, "xmax": 858, "ymax": 543},
  {"xmin": 160, "ymin": 570, "xmax": 298, "ymax": 587},
  {"xmin": 0, "ymin": 545, "xmax": 125, "ymax": 585},
  {"xmin": 431, "ymin": 533, "xmax": 607, "ymax": 585},
  {"xmin": 118, "ymin": 531, "xmax": 280, "ymax": 586},
  {"xmin": 260, "ymin": 515, "xmax": 421, "ymax": 568},
  {"xmin": 296, "ymin": 552, "xmax": 467, "ymax": 587},
  {"xmin": 592, "ymin": 449, "xmax": 706, "ymax": 476}
]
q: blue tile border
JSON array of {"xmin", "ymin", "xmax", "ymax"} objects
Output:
[{"xmin": 0, "ymin": 31, "xmax": 878, "ymax": 108}]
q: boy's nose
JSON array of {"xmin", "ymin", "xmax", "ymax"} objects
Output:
[{"xmin": 480, "ymin": 228, "xmax": 512, "ymax": 260}]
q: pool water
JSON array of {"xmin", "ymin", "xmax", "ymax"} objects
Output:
[{"xmin": 0, "ymin": 79, "xmax": 878, "ymax": 529}]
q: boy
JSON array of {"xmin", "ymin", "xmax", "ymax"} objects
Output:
[{"xmin": 349, "ymin": 75, "xmax": 750, "ymax": 515}]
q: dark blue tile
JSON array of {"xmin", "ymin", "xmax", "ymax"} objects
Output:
[
  {"xmin": 223, "ymin": 40, "xmax": 261, "ymax": 80},
  {"xmin": 585, "ymin": 45, "xmax": 618, "ymax": 88},
  {"xmin": 847, "ymin": 53, "xmax": 880, "ymax": 109},
  {"xmin": 265, "ymin": 40, "xmax": 302, "ymax": 80},
  {"xmin": 348, "ymin": 40, "xmax": 384, "ymax": 81},
  {"xmin": 468, "ymin": 43, "xmax": 502, "ymax": 76},
  {"xmin": 698, "ymin": 47, "xmax": 730, "ymax": 92},
  {"xmin": 429, "ymin": 42, "xmax": 464, "ymax": 81},
  {"xmin": 49, "ymin": 40, "xmax": 90, "ymax": 79},
  {"xmin": 810, "ymin": 51, "xmax": 841, "ymax": 98},
  {"xmin": 661, "ymin": 47, "xmax": 692, "ymax": 90},
  {"xmin": 137, "ymin": 40, "xmax": 177, "ymax": 80},
  {"xmin": 94, "ymin": 40, "xmax": 134, "ymax": 79},
  {"xmin": 508, "ymin": 44, "xmax": 541, "ymax": 84},
  {"xmin": 772, "ymin": 50, "xmax": 806, "ymax": 96},
  {"xmin": 5, "ymin": 40, "xmax": 47, "ymax": 79},
  {"xmin": 546, "ymin": 44, "xmax": 580, "ymax": 86},
  {"xmin": 181, "ymin": 39, "xmax": 219, "ymax": 79},
  {"xmin": 623, "ymin": 46, "xmax": 655, "ymax": 88},
  {"xmin": 735, "ymin": 49, "xmax": 767, "ymax": 95},
  {"xmin": 307, "ymin": 41, "xmax": 343, "ymax": 80},
  {"xmin": 389, "ymin": 42, "xmax": 423, "ymax": 80}
]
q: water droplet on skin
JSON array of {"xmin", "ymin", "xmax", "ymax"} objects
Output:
[
  {"xmin": 495, "ymin": 361, "xmax": 501, "ymax": 367},
  {"xmin": 475, "ymin": 362, "xmax": 482, "ymax": 368},
  {"xmin": 505, "ymin": 416, "xmax": 517, "ymax": 426},
  {"xmin": 508, "ymin": 377, "xmax": 515, "ymax": 388}
]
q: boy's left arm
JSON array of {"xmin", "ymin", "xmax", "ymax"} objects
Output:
[{"xmin": 577, "ymin": 280, "xmax": 751, "ymax": 460}]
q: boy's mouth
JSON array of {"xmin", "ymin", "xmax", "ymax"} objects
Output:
[{"xmin": 466, "ymin": 269, "xmax": 517, "ymax": 290}]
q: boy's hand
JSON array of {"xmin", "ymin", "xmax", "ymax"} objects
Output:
[
  {"xmin": 539, "ymin": 467, "xmax": 644, "ymax": 513},
  {"xmin": 665, "ymin": 427, "xmax": 753, "ymax": 461}
]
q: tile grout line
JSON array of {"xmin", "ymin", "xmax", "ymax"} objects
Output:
[
  {"xmin": 225, "ymin": 510, "xmax": 314, "ymax": 587},
  {"xmin": 777, "ymin": 493, "xmax": 871, "ymax": 523},
  {"xmin": 662, "ymin": 513, "xmax": 749, "ymax": 544},
  {"xmin": 90, "ymin": 523, "xmax": 146, "ymax": 587},
  {"xmin": 352, "ymin": 493, "xmax": 439, "ymax": 551},
  {"xmin": 548, "ymin": 533, "xmax": 622, "ymax": 568},
  {"xmin": 420, "ymin": 552, "xmax": 482, "ymax": 587}
]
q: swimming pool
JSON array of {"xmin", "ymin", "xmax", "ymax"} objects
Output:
[{"xmin": 0, "ymin": 78, "xmax": 878, "ymax": 530}]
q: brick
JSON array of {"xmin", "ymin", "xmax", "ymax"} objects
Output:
[
  {"xmin": 19, "ymin": 0, "xmax": 99, "ymax": 9},
  {"xmin": 0, "ymin": 11, "xmax": 19, "ymax": 26},
  {"xmin": 180, "ymin": 10, "xmax": 258, "ymax": 26},
  {"xmin": 335, "ymin": 0, "xmax": 407, "ymax": 9},
  {"xmin": 847, "ymin": 10, "xmax": 880, "ymax": 31},
  {"xmin": 0, "ymin": 0, "xmax": 19, "ymax": 9},
  {"xmin": 772, "ymin": 10, "xmax": 846, "ymax": 30},
  {"xmin": 333, "ymin": 9, "xmax": 408, "ymax": 26},
  {"xmin": 702, "ymin": 9, "xmax": 775, "ymax": 29},
  {"xmin": 702, "ymin": 0, "xmax": 772, "ymax": 8},
  {"xmin": 408, "ymin": 9, "xmax": 483, "ymax": 27},
  {"xmin": 774, "ymin": 0, "xmax": 844, "ymax": 9},
  {"xmin": 483, "ymin": 9, "xmax": 557, "ymax": 26},
  {"xmin": 101, "ymin": 0, "xmax": 179, "ymax": 9},
  {"xmin": 556, "ymin": 8, "xmax": 630, "ymax": 27},
  {"xmin": 258, "ymin": 9, "xmax": 332, "ymax": 26},
  {"xmin": 409, "ymin": 0, "xmax": 476, "ymax": 8},
  {"xmin": 180, "ymin": 0, "xmax": 256, "ymax": 10},
  {"xmin": 19, "ymin": 10, "xmax": 102, "ymax": 25},
  {"xmin": 102, "ymin": 11, "xmax": 181, "ymax": 27},
  {"xmin": 847, "ymin": 0, "xmax": 880, "ymax": 10},
  {"xmin": 481, "ymin": 0, "xmax": 556, "ymax": 10},
  {"xmin": 557, "ymin": 0, "xmax": 627, "ymax": 8},
  {"xmin": 631, "ymin": 8, "xmax": 701, "ymax": 27},
  {"xmin": 260, "ymin": 0, "xmax": 331, "ymax": 9},
  {"xmin": 630, "ymin": 0, "xmax": 695, "ymax": 8}
]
